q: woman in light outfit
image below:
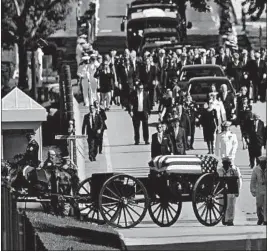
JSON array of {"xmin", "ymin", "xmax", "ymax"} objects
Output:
[{"xmin": 209, "ymin": 92, "xmax": 226, "ymax": 156}]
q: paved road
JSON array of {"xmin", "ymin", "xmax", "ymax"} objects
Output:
[
  {"xmin": 81, "ymin": 101, "xmax": 266, "ymax": 249},
  {"xmin": 84, "ymin": 1, "xmax": 267, "ymax": 249}
]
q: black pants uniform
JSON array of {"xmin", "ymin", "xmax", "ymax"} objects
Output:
[
  {"xmin": 190, "ymin": 119, "xmax": 196, "ymax": 148},
  {"xmin": 132, "ymin": 111, "xmax": 149, "ymax": 143},
  {"xmin": 97, "ymin": 130, "xmax": 105, "ymax": 153},
  {"xmin": 87, "ymin": 136, "xmax": 99, "ymax": 159},
  {"xmin": 248, "ymin": 143, "xmax": 262, "ymax": 168}
]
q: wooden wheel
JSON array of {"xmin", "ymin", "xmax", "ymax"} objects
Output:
[
  {"xmin": 99, "ymin": 174, "xmax": 149, "ymax": 228},
  {"xmin": 75, "ymin": 177, "xmax": 104, "ymax": 224},
  {"xmin": 148, "ymin": 195, "xmax": 182, "ymax": 227},
  {"xmin": 192, "ymin": 173, "xmax": 227, "ymax": 226}
]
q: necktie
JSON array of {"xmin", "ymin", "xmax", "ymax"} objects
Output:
[{"xmin": 92, "ymin": 115, "xmax": 94, "ymax": 128}]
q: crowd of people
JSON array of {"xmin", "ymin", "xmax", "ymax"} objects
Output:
[
  {"xmin": 76, "ymin": 33, "xmax": 267, "ymax": 226},
  {"xmin": 76, "ymin": 34, "xmax": 267, "ymax": 167}
]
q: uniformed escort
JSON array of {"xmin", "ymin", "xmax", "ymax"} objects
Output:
[
  {"xmin": 42, "ymin": 150, "xmax": 57, "ymax": 193},
  {"xmin": 24, "ymin": 131, "xmax": 40, "ymax": 167},
  {"xmin": 218, "ymin": 156, "xmax": 242, "ymax": 226},
  {"xmin": 215, "ymin": 121, "xmax": 238, "ymax": 165},
  {"xmin": 183, "ymin": 95, "xmax": 198, "ymax": 150},
  {"xmin": 250, "ymin": 156, "xmax": 267, "ymax": 225}
]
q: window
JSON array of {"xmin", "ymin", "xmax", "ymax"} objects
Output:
[
  {"xmin": 180, "ymin": 68, "xmax": 224, "ymax": 81},
  {"xmin": 189, "ymin": 81, "xmax": 231, "ymax": 95}
]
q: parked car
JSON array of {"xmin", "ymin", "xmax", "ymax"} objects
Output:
[
  {"xmin": 187, "ymin": 76, "xmax": 236, "ymax": 110},
  {"xmin": 178, "ymin": 64, "xmax": 225, "ymax": 89}
]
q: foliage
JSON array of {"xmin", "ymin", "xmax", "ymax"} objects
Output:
[
  {"xmin": 245, "ymin": 0, "xmax": 267, "ymax": 21},
  {"xmin": 1, "ymin": 0, "xmax": 73, "ymax": 89},
  {"xmin": 2, "ymin": 0, "xmax": 73, "ymax": 48}
]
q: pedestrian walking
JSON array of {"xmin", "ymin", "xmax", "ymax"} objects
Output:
[
  {"xmin": 226, "ymin": 52, "xmax": 243, "ymax": 92},
  {"xmin": 151, "ymin": 123, "xmax": 174, "ymax": 159},
  {"xmin": 199, "ymin": 100, "xmax": 218, "ymax": 154},
  {"xmin": 94, "ymin": 100, "xmax": 107, "ymax": 154},
  {"xmin": 183, "ymin": 95, "xmax": 198, "ymax": 149},
  {"xmin": 245, "ymin": 113, "xmax": 265, "ymax": 168},
  {"xmin": 82, "ymin": 104, "xmax": 104, "ymax": 161},
  {"xmin": 250, "ymin": 156, "xmax": 267, "ymax": 225},
  {"xmin": 215, "ymin": 121, "xmax": 238, "ymax": 165},
  {"xmin": 129, "ymin": 83, "xmax": 151, "ymax": 145},
  {"xmin": 77, "ymin": 55, "xmax": 91, "ymax": 106},
  {"xmin": 218, "ymin": 156, "xmax": 242, "ymax": 226},
  {"xmin": 169, "ymin": 118, "xmax": 187, "ymax": 155},
  {"xmin": 94, "ymin": 56, "xmax": 114, "ymax": 110},
  {"xmin": 219, "ymin": 84, "xmax": 236, "ymax": 121},
  {"xmin": 238, "ymin": 96, "xmax": 252, "ymax": 149}
]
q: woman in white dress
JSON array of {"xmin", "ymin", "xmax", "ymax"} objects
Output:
[{"xmin": 88, "ymin": 55, "xmax": 99, "ymax": 105}]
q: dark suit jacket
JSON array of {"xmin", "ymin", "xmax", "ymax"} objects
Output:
[
  {"xmin": 25, "ymin": 139, "xmax": 39, "ymax": 166},
  {"xmin": 215, "ymin": 55, "xmax": 230, "ymax": 69},
  {"xmin": 179, "ymin": 112, "xmax": 191, "ymax": 137},
  {"xmin": 118, "ymin": 64, "xmax": 136, "ymax": 90},
  {"xmin": 219, "ymin": 91, "xmax": 235, "ymax": 113},
  {"xmin": 245, "ymin": 59, "xmax": 266, "ymax": 84},
  {"xmin": 151, "ymin": 133, "xmax": 174, "ymax": 158},
  {"xmin": 246, "ymin": 119, "xmax": 265, "ymax": 147},
  {"xmin": 170, "ymin": 127, "xmax": 187, "ymax": 155},
  {"xmin": 193, "ymin": 56, "xmax": 202, "ymax": 64},
  {"xmin": 129, "ymin": 90, "xmax": 151, "ymax": 114},
  {"xmin": 177, "ymin": 60, "xmax": 192, "ymax": 71},
  {"xmin": 139, "ymin": 64, "xmax": 157, "ymax": 90},
  {"xmin": 82, "ymin": 112, "xmax": 104, "ymax": 138}
]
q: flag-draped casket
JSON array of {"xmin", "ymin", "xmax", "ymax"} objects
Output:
[{"xmin": 149, "ymin": 155, "xmax": 219, "ymax": 174}]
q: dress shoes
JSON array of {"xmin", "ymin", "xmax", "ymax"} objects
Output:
[
  {"xmin": 135, "ymin": 142, "xmax": 139, "ymax": 145},
  {"xmin": 263, "ymin": 221, "xmax": 267, "ymax": 225},
  {"xmin": 89, "ymin": 156, "xmax": 93, "ymax": 161},
  {"xmin": 92, "ymin": 157, "xmax": 96, "ymax": 161},
  {"xmin": 257, "ymin": 219, "xmax": 264, "ymax": 225},
  {"xmin": 145, "ymin": 141, "xmax": 150, "ymax": 145},
  {"xmin": 226, "ymin": 221, "xmax": 234, "ymax": 226},
  {"xmin": 222, "ymin": 219, "xmax": 227, "ymax": 226}
]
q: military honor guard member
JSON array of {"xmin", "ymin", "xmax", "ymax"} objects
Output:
[
  {"xmin": 250, "ymin": 156, "xmax": 267, "ymax": 225},
  {"xmin": 218, "ymin": 156, "xmax": 242, "ymax": 226},
  {"xmin": 215, "ymin": 121, "xmax": 238, "ymax": 165},
  {"xmin": 25, "ymin": 131, "xmax": 40, "ymax": 167}
]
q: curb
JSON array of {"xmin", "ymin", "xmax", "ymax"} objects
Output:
[{"xmin": 126, "ymin": 237, "xmax": 267, "ymax": 251}]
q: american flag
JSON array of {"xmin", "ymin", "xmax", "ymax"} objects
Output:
[{"xmin": 149, "ymin": 155, "xmax": 218, "ymax": 174}]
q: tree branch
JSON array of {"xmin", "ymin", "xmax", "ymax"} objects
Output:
[{"xmin": 12, "ymin": 0, "xmax": 21, "ymax": 16}]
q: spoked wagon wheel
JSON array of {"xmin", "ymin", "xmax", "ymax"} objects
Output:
[
  {"xmin": 99, "ymin": 174, "xmax": 149, "ymax": 228},
  {"xmin": 192, "ymin": 173, "xmax": 227, "ymax": 226},
  {"xmin": 148, "ymin": 195, "xmax": 182, "ymax": 227},
  {"xmin": 75, "ymin": 178, "xmax": 104, "ymax": 224}
]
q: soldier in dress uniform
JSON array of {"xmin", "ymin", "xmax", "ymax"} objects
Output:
[
  {"xmin": 218, "ymin": 156, "xmax": 242, "ymax": 226},
  {"xmin": 24, "ymin": 131, "xmax": 39, "ymax": 167},
  {"xmin": 183, "ymin": 95, "xmax": 198, "ymax": 150},
  {"xmin": 215, "ymin": 121, "xmax": 238, "ymax": 165},
  {"xmin": 42, "ymin": 150, "xmax": 57, "ymax": 193},
  {"xmin": 250, "ymin": 156, "xmax": 267, "ymax": 225}
]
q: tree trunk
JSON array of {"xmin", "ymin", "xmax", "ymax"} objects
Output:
[{"xmin": 18, "ymin": 40, "xmax": 28, "ymax": 90}]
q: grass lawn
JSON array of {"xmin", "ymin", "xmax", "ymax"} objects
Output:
[{"xmin": 26, "ymin": 210, "xmax": 122, "ymax": 250}]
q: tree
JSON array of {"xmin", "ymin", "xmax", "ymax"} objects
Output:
[
  {"xmin": 1, "ymin": 0, "xmax": 72, "ymax": 90},
  {"xmin": 245, "ymin": 0, "xmax": 266, "ymax": 21}
]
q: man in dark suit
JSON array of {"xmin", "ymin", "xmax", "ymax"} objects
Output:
[
  {"xmin": 151, "ymin": 123, "xmax": 174, "ymax": 158},
  {"xmin": 155, "ymin": 49, "xmax": 167, "ymax": 104},
  {"xmin": 118, "ymin": 57, "xmax": 137, "ymax": 109},
  {"xmin": 245, "ymin": 52, "xmax": 267, "ymax": 102},
  {"xmin": 139, "ymin": 56, "xmax": 157, "ymax": 109},
  {"xmin": 82, "ymin": 105, "xmax": 104, "ymax": 161},
  {"xmin": 129, "ymin": 83, "xmax": 151, "ymax": 145},
  {"xmin": 178, "ymin": 105, "xmax": 191, "ymax": 148},
  {"xmin": 177, "ymin": 53, "xmax": 192, "ymax": 70},
  {"xmin": 246, "ymin": 113, "xmax": 265, "ymax": 168},
  {"xmin": 215, "ymin": 47, "xmax": 230, "ymax": 71},
  {"xmin": 219, "ymin": 84, "xmax": 236, "ymax": 121},
  {"xmin": 193, "ymin": 48, "xmax": 202, "ymax": 64},
  {"xmin": 170, "ymin": 118, "xmax": 187, "ymax": 155},
  {"xmin": 24, "ymin": 132, "xmax": 40, "ymax": 167}
]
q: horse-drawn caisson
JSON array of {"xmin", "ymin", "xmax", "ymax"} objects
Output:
[{"xmin": 3, "ymin": 152, "xmax": 240, "ymax": 229}]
